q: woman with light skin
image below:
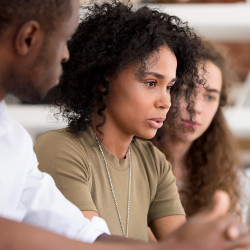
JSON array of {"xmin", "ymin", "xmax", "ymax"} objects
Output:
[
  {"xmin": 34, "ymin": 1, "xmax": 204, "ymax": 242},
  {"xmin": 152, "ymin": 41, "xmax": 242, "ymax": 219}
]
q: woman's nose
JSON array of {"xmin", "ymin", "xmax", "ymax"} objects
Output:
[
  {"xmin": 156, "ymin": 90, "xmax": 171, "ymax": 110},
  {"xmin": 194, "ymin": 94, "xmax": 204, "ymax": 114}
]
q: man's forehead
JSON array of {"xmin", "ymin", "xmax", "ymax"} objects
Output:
[{"xmin": 60, "ymin": 0, "xmax": 79, "ymax": 34}]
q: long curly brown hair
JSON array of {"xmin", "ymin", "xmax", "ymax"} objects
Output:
[{"xmin": 153, "ymin": 41, "xmax": 242, "ymax": 217}]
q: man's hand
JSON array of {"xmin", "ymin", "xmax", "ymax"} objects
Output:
[{"xmin": 159, "ymin": 190, "xmax": 250, "ymax": 250}]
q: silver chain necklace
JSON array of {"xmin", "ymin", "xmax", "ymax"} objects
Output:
[{"xmin": 94, "ymin": 132, "xmax": 132, "ymax": 238}]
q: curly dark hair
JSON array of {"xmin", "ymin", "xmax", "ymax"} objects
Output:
[
  {"xmin": 153, "ymin": 41, "xmax": 241, "ymax": 218},
  {"xmin": 0, "ymin": 0, "xmax": 72, "ymax": 35},
  {"xmin": 55, "ymin": 1, "xmax": 204, "ymax": 135}
]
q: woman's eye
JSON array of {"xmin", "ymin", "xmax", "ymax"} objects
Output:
[
  {"xmin": 166, "ymin": 85, "xmax": 173, "ymax": 91},
  {"xmin": 205, "ymin": 95, "xmax": 216, "ymax": 101},
  {"xmin": 166, "ymin": 84, "xmax": 175, "ymax": 92},
  {"xmin": 145, "ymin": 81, "xmax": 156, "ymax": 87}
]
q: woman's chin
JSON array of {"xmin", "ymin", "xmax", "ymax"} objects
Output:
[{"xmin": 138, "ymin": 131, "xmax": 158, "ymax": 140}]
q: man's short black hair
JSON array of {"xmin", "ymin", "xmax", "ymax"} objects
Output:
[{"xmin": 0, "ymin": 0, "xmax": 73, "ymax": 35}]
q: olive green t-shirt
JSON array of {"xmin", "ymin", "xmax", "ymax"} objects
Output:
[{"xmin": 34, "ymin": 127, "xmax": 184, "ymax": 241}]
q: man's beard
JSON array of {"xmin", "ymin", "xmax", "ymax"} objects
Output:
[{"xmin": 10, "ymin": 81, "xmax": 44, "ymax": 104}]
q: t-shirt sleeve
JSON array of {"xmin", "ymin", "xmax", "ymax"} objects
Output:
[
  {"xmin": 34, "ymin": 130, "xmax": 97, "ymax": 212},
  {"xmin": 23, "ymin": 151, "xmax": 110, "ymax": 243},
  {"xmin": 148, "ymin": 146, "xmax": 185, "ymax": 224}
]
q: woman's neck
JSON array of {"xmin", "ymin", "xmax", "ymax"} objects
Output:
[
  {"xmin": 167, "ymin": 140, "xmax": 192, "ymax": 183},
  {"xmin": 92, "ymin": 117, "xmax": 133, "ymax": 160}
]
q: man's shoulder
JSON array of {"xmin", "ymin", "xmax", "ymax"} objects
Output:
[
  {"xmin": 0, "ymin": 111, "xmax": 33, "ymax": 148},
  {"xmin": 0, "ymin": 110, "xmax": 37, "ymax": 179}
]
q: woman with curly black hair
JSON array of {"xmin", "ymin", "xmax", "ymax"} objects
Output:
[
  {"xmin": 34, "ymin": 1, "xmax": 204, "ymax": 241},
  {"xmin": 152, "ymin": 41, "xmax": 244, "ymax": 220}
]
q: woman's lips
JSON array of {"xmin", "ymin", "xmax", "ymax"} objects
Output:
[
  {"xmin": 148, "ymin": 118, "xmax": 165, "ymax": 129},
  {"xmin": 182, "ymin": 119, "xmax": 200, "ymax": 130}
]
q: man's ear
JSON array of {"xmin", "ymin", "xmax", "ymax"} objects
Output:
[{"xmin": 14, "ymin": 20, "xmax": 43, "ymax": 56}]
